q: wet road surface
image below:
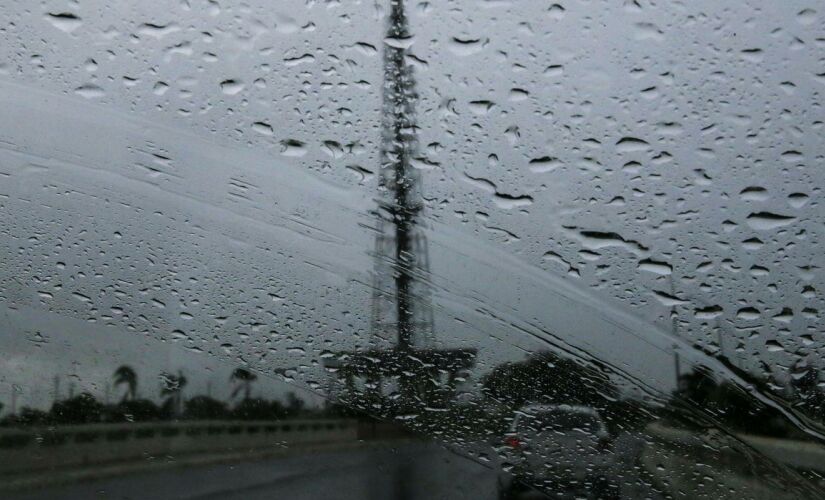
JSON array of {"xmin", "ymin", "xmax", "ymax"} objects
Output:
[{"xmin": 8, "ymin": 442, "xmax": 502, "ymax": 500}]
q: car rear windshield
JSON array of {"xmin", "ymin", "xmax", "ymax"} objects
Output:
[{"xmin": 519, "ymin": 411, "xmax": 602, "ymax": 433}]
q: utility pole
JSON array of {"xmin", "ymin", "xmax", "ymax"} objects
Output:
[
  {"xmin": 673, "ymin": 345, "xmax": 681, "ymax": 389},
  {"xmin": 11, "ymin": 385, "xmax": 21, "ymax": 415},
  {"xmin": 53, "ymin": 375, "xmax": 61, "ymax": 405}
]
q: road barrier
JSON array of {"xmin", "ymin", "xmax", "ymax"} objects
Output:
[{"xmin": 0, "ymin": 419, "xmax": 358, "ymax": 477}]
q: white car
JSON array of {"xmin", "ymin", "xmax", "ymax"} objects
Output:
[{"xmin": 497, "ymin": 404, "xmax": 618, "ymax": 498}]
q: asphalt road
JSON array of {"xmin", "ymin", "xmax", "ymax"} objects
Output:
[{"xmin": 8, "ymin": 442, "xmax": 503, "ymax": 500}]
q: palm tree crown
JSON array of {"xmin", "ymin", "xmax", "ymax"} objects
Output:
[
  {"xmin": 230, "ymin": 368, "xmax": 257, "ymax": 401},
  {"xmin": 113, "ymin": 365, "xmax": 137, "ymax": 402}
]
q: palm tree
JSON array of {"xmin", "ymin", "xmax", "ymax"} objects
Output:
[
  {"xmin": 160, "ymin": 371, "xmax": 187, "ymax": 416},
  {"xmin": 230, "ymin": 368, "xmax": 257, "ymax": 401},
  {"xmin": 113, "ymin": 365, "xmax": 138, "ymax": 402}
]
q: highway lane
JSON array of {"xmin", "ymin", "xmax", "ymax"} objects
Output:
[{"xmin": 8, "ymin": 442, "xmax": 504, "ymax": 500}]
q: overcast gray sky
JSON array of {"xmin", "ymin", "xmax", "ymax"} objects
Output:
[{"xmin": 1, "ymin": 0, "xmax": 824, "ymax": 418}]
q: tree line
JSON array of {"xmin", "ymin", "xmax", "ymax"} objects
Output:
[
  {"xmin": 480, "ymin": 350, "xmax": 825, "ymax": 439},
  {"xmin": 0, "ymin": 366, "xmax": 309, "ymax": 427},
  {"xmin": 3, "ymin": 354, "xmax": 823, "ymax": 439}
]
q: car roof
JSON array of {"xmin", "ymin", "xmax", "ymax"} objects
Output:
[
  {"xmin": 515, "ymin": 404, "xmax": 601, "ymax": 416},
  {"xmin": 509, "ymin": 404, "xmax": 608, "ymax": 433}
]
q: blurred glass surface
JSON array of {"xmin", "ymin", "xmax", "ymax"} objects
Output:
[{"xmin": 2, "ymin": 1, "xmax": 825, "ymax": 498}]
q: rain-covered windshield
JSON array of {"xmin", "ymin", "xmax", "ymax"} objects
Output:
[{"xmin": 2, "ymin": 0, "xmax": 825, "ymax": 498}]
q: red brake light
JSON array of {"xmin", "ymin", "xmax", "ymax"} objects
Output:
[{"xmin": 504, "ymin": 435, "xmax": 522, "ymax": 448}]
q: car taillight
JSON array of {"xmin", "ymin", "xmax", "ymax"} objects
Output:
[{"xmin": 504, "ymin": 435, "xmax": 522, "ymax": 448}]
